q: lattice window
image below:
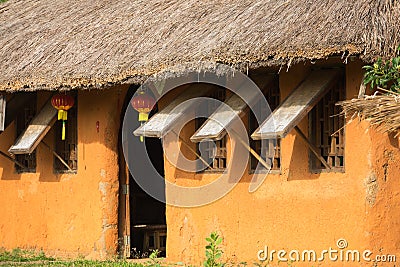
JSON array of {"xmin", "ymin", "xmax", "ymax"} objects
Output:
[
  {"xmin": 15, "ymin": 93, "xmax": 37, "ymax": 173},
  {"xmin": 195, "ymin": 88, "xmax": 227, "ymax": 172},
  {"xmin": 54, "ymin": 94, "xmax": 78, "ymax": 172},
  {"xmin": 309, "ymin": 76, "xmax": 345, "ymax": 171},
  {"xmin": 249, "ymin": 77, "xmax": 281, "ymax": 172}
]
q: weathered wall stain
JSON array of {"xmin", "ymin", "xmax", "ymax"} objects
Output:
[{"xmin": 365, "ymin": 172, "xmax": 378, "ymax": 206}]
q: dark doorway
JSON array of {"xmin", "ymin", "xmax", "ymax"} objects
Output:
[
  {"xmin": 130, "ymin": 134, "xmax": 166, "ymax": 258},
  {"xmin": 119, "ymin": 87, "xmax": 166, "ymax": 258}
]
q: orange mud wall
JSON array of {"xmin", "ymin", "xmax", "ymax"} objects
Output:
[
  {"xmin": 0, "ymin": 86, "xmax": 128, "ymax": 258},
  {"xmin": 165, "ymin": 60, "xmax": 400, "ymax": 266}
]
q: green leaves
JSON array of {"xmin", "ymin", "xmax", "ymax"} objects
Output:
[
  {"xmin": 363, "ymin": 46, "xmax": 400, "ymax": 93},
  {"xmin": 204, "ymin": 231, "xmax": 224, "ymax": 267},
  {"xmin": 146, "ymin": 249, "xmax": 162, "ymax": 267}
]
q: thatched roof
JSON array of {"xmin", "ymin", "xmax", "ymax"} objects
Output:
[{"xmin": 0, "ymin": 0, "xmax": 399, "ymax": 91}]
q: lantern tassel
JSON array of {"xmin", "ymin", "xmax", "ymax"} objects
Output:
[
  {"xmin": 139, "ymin": 121, "xmax": 144, "ymax": 142},
  {"xmin": 62, "ymin": 121, "xmax": 66, "ymax": 141},
  {"xmin": 58, "ymin": 110, "xmax": 68, "ymax": 120},
  {"xmin": 138, "ymin": 112, "xmax": 149, "ymax": 122}
]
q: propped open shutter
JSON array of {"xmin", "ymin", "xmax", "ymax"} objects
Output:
[
  {"xmin": 9, "ymin": 98, "xmax": 57, "ymax": 154},
  {"xmin": 133, "ymin": 84, "xmax": 214, "ymax": 138},
  {"xmin": 190, "ymin": 76, "xmax": 274, "ymax": 142},
  {"xmin": 0, "ymin": 95, "xmax": 5, "ymax": 132},
  {"xmin": 251, "ymin": 69, "xmax": 339, "ymax": 140}
]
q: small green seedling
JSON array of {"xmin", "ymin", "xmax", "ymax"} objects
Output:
[{"xmin": 204, "ymin": 232, "xmax": 224, "ymax": 267}]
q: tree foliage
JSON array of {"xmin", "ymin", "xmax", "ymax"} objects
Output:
[{"xmin": 363, "ymin": 46, "xmax": 400, "ymax": 93}]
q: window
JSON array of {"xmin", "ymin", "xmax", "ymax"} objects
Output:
[
  {"xmin": 54, "ymin": 93, "xmax": 78, "ymax": 172},
  {"xmin": 309, "ymin": 76, "xmax": 345, "ymax": 172},
  {"xmin": 249, "ymin": 77, "xmax": 281, "ymax": 172},
  {"xmin": 15, "ymin": 93, "xmax": 37, "ymax": 172},
  {"xmin": 195, "ymin": 88, "xmax": 227, "ymax": 172},
  {"xmin": 250, "ymin": 69, "xmax": 342, "ymax": 173}
]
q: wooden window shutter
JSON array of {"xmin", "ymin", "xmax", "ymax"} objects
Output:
[
  {"xmin": 251, "ymin": 69, "xmax": 340, "ymax": 140},
  {"xmin": 133, "ymin": 84, "xmax": 214, "ymax": 138},
  {"xmin": 9, "ymin": 97, "xmax": 57, "ymax": 154},
  {"xmin": 190, "ymin": 75, "xmax": 274, "ymax": 142}
]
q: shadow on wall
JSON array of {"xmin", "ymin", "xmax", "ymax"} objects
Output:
[
  {"xmin": 287, "ymin": 131, "xmax": 320, "ymax": 181},
  {"xmin": 388, "ymin": 132, "xmax": 399, "ymax": 149}
]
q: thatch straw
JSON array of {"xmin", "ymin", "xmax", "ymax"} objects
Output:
[
  {"xmin": 338, "ymin": 93, "xmax": 400, "ymax": 134},
  {"xmin": 0, "ymin": 0, "xmax": 399, "ymax": 91}
]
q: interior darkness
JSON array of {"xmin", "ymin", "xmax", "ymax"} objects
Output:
[
  {"xmin": 126, "ymin": 88, "xmax": 166, "ymax": 257},
  {"xmin": 130, "ymin": 138, "xmax": 165, "ymax": 257}
]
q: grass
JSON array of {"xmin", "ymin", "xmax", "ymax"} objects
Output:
[
  {"xmin": 0, "ymin": 248, "xmax": 55, "ymax": 262},
  {"xmin": 0, "ymin": 261, "xmax": 145, "ymax": 267},
  {"xmin": 0, "ymin": 248, "xmax": 162, "ymax": 267},
  {"xmin": 0, "ymin": 248, "xmax": 298, "ymax": 267},
  {"xmin": 0, "ymin": 261, "xmax": 148, "ymax": 267}
]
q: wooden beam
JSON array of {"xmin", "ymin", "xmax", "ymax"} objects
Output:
[
  {"xmin": 171, "ymin": 130, "xmax": 211, "ymax": 169},
  {"xmin": 231, "ymin": 129, "xmax": 272, "ymax": 170},
  {"xmin": 358, "ymin": 83, "xmax": 366, "ymax": 98},
  {"xmin": 0, "ymin": 95, "xmax": 5, "ymax": 132},
  {"xmin": 175, "ymin": 129, "xmax": 273, "ymax": 172},
  {"xmin": 0, "ymin": 150, "xmax": 27, "ymax": 169},
  {"xmin": 294, "ymin": 126, "xmax": 331, "ymax": 169},
  {"xmin": 40, "ymin": 141, "xmax": 73, "ymax": 171}
]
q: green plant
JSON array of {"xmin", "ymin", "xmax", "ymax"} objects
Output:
[
  {"xmin": 146, "ymin": 249, "xmax": 162, "ymax": 267},
  {"xmin": 204, "ymin": 232, "xmax": 223, "ymax": 267},
  {"xmin": 363, "ymin": 46, "xmax": 400, "ymax": 93},
  {"xmin": 253, "ymin": 262, "xmax": 269, "ymax": 267}
]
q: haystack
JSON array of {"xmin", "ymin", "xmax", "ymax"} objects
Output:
[{"xmin": 339, "ymin": 91, "xmax": 400, "ymax": 135}]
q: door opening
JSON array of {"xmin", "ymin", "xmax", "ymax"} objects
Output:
[
  {"xmin": 130, "ymin": 135, "xmax": 166, "ymax": 257},
  {"xmin": 119, "ymin": 87, "xmax": 166, "ymax": 258}
]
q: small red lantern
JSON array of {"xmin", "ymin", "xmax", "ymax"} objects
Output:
[
  {"xmin": 51, "ymin": 93, "xmax": 75, "ymax": 140},
  {"xmin": 130, "ymin": 90, "xmax": 156, "ymax": 141}
]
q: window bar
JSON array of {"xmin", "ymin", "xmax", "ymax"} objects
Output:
[
  {"xmin": 41, "ymin": 141, "xmax": 73, "ymax": 171},
  {"xmin": 0, "ymin": 150, "xmax": 27, "ymax": 169},
  {"xmin": 295, "ymin": 126, "xmax": 331, "ymax": 169}
]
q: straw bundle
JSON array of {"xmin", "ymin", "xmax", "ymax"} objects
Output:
[{"xmin": 338, "ymin": 93, "xmax": 400, "ymax": 134}]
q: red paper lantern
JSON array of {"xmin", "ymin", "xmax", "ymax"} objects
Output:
[
  {"xmin": 130, "ymin": 90, "xmax": 156, "ymax": 142},
  {"xmin": 130, "ymin": 91, "xmax": 156, "ymax": 122},
  {"xmin": 51, "ymin": 93, "xmax": 75, "ymax": 140}
]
